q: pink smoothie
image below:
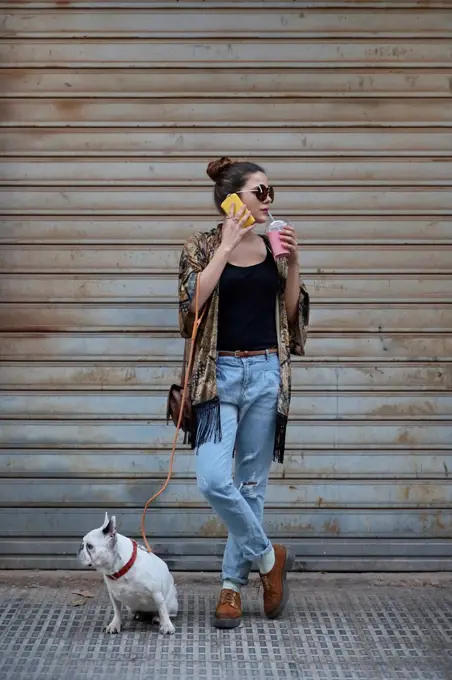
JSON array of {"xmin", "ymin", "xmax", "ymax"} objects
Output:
[{"xmin": 267, "ymin": 220, "xmax": 290, "ymax": 259}]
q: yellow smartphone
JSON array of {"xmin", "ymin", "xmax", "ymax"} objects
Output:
[{"xmin": 220, "ymin": 193, "xmax": 255, "ymax": 228}]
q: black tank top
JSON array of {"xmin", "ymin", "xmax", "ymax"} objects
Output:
[{"xmin": 217, "ymin": 243, "xmax": 279, "ymax": 352}]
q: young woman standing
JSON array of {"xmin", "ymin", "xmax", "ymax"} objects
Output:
[{"xmin": 178, "ymin": 157, "xmax": 309, "ymax": 628}]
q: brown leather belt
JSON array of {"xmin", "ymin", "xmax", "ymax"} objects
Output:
[{"xmin": 218, "ymin": 348, "xmax": 278, "ymax": 358}]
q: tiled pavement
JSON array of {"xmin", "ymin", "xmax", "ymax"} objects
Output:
[{"xmin": 0, "ymin": 571, "xmax": 451, "ymax": 680}]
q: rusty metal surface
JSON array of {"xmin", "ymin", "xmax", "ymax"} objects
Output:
[
  {"xmin": 0, "ymin": 2, "xmax": 451, "ymax": 570},
  {"xmin": 1, "ymin": 360, "xmax": 451, "ymax": 388},
  {"xmin": 2, "ymin": 392, "xmax": 452, "ymax": 423},
  {"xmin": 3, "ymin": 8, "xmax": 452, "ymax": 37},
  {"xmin": 3, "ymin": 69, "xmax": 452, "ymax": 98},
  {"xmin": 2, "ymin": 188, "xmax": 452, "ymax": 215},
  {"xmin": 2, "ymin": 0, "xmax": 452, "ymax": 6},
  {"xmin": 2, "ymin": 244, "xmax": 452, "ymax": 273},
  {"xmin": 3, "ymin": 507, "xmax": 452, "ymax": 541},
  {"xmin": 1, "ymin": 419, "xmax": 450, "ymax": 449},
  {"xmin": 1, "ymin": 302, "xmax": 452, "ymax": 332},
  {"xmin": 2, "ymin": 503, "xmax": 452, "ymax": 569},
  {"xmin": 2, "ymin": 98, "xmax": 452, "ymax": 126},
  {"xmin": 3, "ymin": 274, "xmax": 452, "ymax": 302},
  {"xmin": 2, "ymin": 40, "xmax": 452, "ymax": 67},
  {"xmin": 1, "ymin": 448, "xmax": 451, "ymax": 478},
  {"xmin": 2, "ymin": 334, "xmax": 452, "ymax": 360},
  {"xmin": 2, "ymin": 158, "xmax": 452, "ymax": 185},
  {"xmin": 1, "ymin": 217, "xmax": 451, "ymax": 243},
  {"xmin": 2, "ymin": 130, "xmax": 452, "ymax": 156},
  {"xmin": 1, "ymin": 477, "xmax": 451, "ymax": 508}
]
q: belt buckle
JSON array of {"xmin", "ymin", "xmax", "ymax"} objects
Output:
[{"xmin": 234, "ymin": 350, "xmax": 242, "ymax": 358}]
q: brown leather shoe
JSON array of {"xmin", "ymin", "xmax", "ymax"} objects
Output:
[
  {"xmin": 259, "ymin": 544, "xmax": 294, "ymax": 619},
  {"xmin": 213, "ymin": 589, "xmax": 242, "ymax": 629}
]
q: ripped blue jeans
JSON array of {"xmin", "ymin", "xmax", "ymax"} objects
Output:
[{"xmin": 196, "ymin": 353, "xmax": 280, "ymax": 586}]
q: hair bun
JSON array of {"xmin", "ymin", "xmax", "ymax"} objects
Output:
[{"xmin": 206, "ymin": 156, "xmax": 234, "ymax": 182}]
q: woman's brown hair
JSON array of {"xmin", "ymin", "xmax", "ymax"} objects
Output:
[{"xmin": 206, "ymin": 156, "xmax": 266, "ymax": 213}]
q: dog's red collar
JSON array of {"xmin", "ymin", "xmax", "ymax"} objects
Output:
[{"xmin": 106, "ymin": 539, "xmax": 138, "ymax": 581}]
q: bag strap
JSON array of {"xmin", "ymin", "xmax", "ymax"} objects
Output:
[
  {"xmin": 141, "ymin": 273, "xmax": 206, "ymax": 552},
  {"xmin": 180, "ymin": 278, "xmax": 207, "ymax": 386},
  {"xmin": 181, "ymin": 338, "xmax": 189, "ymax": 386}
]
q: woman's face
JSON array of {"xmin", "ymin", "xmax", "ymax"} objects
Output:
[{"xmin": 237, "ymin": 171, "xmax": 273, "ymax": 224}]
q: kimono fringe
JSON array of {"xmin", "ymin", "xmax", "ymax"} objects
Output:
[
  {"xmin": 192, "ymin": 397, "xmax": 222, "ymax": 449},
  {"xmin": 273, "ymin": 412, "xmax": 288, "ymax": 464}
]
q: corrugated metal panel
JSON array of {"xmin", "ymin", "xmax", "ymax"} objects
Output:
[{"xmin": 1, "ymin": 1, "xmax": 451, "ymax": 571}]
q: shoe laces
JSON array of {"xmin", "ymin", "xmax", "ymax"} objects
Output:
[
  {"xmin": 220, "ymin": 589, "xmax": 240, "ymax": 608},
  {"xmin": 253, "ymin": 574, "xmax": 275, "ymax": 595}
]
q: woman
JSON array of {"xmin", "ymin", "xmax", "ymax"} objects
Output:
[{"xmin": 178, "ymin": 157, "xmax": 309, "ymax": 628}]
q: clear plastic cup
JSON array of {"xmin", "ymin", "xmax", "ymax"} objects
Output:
[{"xmin": 266, "ymin": 217, "xmax": 290, "ymax": 259}]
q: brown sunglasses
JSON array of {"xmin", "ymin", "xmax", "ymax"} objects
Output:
[{"xmin": 238, "ymin": 184, "xmax": 275, "ymax": 203}]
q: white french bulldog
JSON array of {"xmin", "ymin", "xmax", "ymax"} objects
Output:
[{"xmin": 78, "ymin": 513, "xmax": 178, "ymax": 635}]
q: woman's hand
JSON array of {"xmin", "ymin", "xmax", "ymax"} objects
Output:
[
  {"xmin": 282, "ymin": 224, "xmax": 301, "ymax": 324},
  {"xmin": 220, "ymin": 204, "xmax": 254, "ymax": 255},
  {"xmin": 280, "ymin": 224, "xmax": 299, "ymax": 266}
]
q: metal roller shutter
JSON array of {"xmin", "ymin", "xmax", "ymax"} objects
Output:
[{"xmin": 0, "ymin": 1, "xmax": 451, "ymax": 571}]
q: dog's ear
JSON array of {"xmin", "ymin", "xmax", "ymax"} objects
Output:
[{"xmin": 102, "ymin": 514, "xmax": 116, "ymax": 537}]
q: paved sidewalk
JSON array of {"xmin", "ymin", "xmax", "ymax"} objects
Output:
[{"xmin": 0, "ymin": 571, "xmax": 451, "ymax": 680}]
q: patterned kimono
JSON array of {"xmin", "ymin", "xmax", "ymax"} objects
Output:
[{"xmin": 178, "ymin": 224, "xmax": 310, "ymax": 464}]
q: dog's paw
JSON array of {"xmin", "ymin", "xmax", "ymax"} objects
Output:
[
  {"xmin": 159, "ymin": 620, "xmax": 175, "ymax": 635},
  {"xmin": 104, "ymin": 619, "xmax": 121, "ymax": 634},
  {"xmin": 151, "ymin": 615, "xmax": 160, "ymax": 626}
]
